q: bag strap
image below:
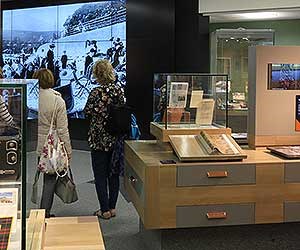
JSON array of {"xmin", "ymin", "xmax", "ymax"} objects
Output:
[
  {"xmin": 55, "ymin": 143, "xmax": 69, "ymax": 178},
  {"xmin": 49, "ymin": 97, "xmax": 58, "ymax": 132},
  {"xmin": 69, "ymin": 167, "xmax": 75, "ymax": 182},
  {"xmin": 31, "ymin": 170, "xmax": 41, "ymax": 204}
]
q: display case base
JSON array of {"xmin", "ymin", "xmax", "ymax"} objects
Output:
[{"xmin": 150, "ymin": 122, "xmax": 231, "ymax": 142}]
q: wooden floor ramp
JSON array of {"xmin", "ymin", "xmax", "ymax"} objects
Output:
[{"xmin": 26, "ymin": 209, "xmax": 46, "ymax": 250}]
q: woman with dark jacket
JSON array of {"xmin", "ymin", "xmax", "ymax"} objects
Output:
[{"xmin": 84, "ymin": 59, "xmax": 125, "ymax": 219}]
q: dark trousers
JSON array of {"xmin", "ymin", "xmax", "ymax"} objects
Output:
[
  {"xmin": 40, "ymin": 173, "xmax": 56, "ymax": 216},
  {"xmin": 91, "ymin": 150, "xmax": 119, "ymax": 212}
]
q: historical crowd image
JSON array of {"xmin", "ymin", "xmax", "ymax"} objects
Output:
[{"xmin": 1, "ymin": 1, "xmax": 126, "ymax": 118}]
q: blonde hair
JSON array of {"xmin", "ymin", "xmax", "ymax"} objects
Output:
[
  {"xmin": 0, "ymin": 67, "xmax": 3, "ymax": 79},
  {"xmin": 32, "ymin": 68, "xmax": 55, "ymax": 89},
  {"xmin": 93, "ymin": 59, "xmax": 116, "ymax": 84}
]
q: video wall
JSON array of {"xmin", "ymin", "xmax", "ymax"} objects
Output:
[{"xmin": 2, "ymin": 1, "xmax": 126, "ymax": 118}]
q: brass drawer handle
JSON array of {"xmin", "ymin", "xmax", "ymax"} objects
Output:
[
  {"xmin": 206, "ymin": 212, "xmax": 227, "ymax": 219},
  {"xmin": 129, "ymin": 176, "xmax": 137, "ymax": 184},
  {"xmin": 207, "ymin": 171, "xmax": 228, "ymax": 178}
]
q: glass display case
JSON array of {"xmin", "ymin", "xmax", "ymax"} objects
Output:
[
  {"xmin": 152, "ymin": 73, "xmax": 230, "ymax": 141},
  {"xmin": 0, "ymin": 79, "xmax": 38, "ymax": 250},
  {"xmin": 210, "ymin": 28, "xmax": 274, "ymax": 138}
]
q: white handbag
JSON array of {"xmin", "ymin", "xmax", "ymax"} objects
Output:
[{"xmin": 37, "ymin": 100, "xmax": 68, "ymax": 177}]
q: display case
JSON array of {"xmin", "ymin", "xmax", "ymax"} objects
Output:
[
  {"xmin": 0, "ymin": 79, "xmax": 38, "ymax": 250},
  {"xmin": 210, "ymin": 28, "xmax": 274, "ymax": 138},
  {"xmin": 152, "ymin": 73, "xmax": 231, "ymax": 142}
]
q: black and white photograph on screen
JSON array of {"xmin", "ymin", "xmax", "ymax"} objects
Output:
[{"xmin": 1, "ymin": 0, "xmax": 126, "ymax": 118}]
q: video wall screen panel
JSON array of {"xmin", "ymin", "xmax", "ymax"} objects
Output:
[{"xmin": 2, "ymin": 1, "xmax": 126, "ymax": 118}]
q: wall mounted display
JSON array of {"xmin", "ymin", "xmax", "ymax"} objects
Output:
[
  {"xmin": 2, "ymin": 0, "xmax": 126, "ymax": 118},
  {"xmin": 268, "ymin": 63, "xmax": 300, "ymax": 90}
]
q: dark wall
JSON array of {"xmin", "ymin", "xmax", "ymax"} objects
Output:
[
  {"xmin": 175, "ymin": 0, "xmax": 209, "ymax": 73},
  {"xmin": 126, "ymin": 0, "xmax": 209, "ymax": 139},
  {"xmin": 126, "ymin": 0, "xmax": 175, "ymax": 139}
]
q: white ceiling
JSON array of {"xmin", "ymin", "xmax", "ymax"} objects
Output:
[{"xmin": 207, "ymin": 9, "xmax": 300, "ymax": 23}]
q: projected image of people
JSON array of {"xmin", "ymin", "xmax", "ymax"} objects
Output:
[{"xmin": 2, "ymin": 1, "xmax": 126, "ymax": 118}]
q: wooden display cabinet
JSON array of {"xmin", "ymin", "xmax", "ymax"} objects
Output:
[{"xmin": 125, "ymin": 140, "xmax": 300, "ymax": 229}]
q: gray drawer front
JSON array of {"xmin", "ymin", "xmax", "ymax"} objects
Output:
[
  {"xmin": 125, "ymin": 163, "xmax": 144, "ymax": 202},
  {"xmin": 285, "ymin": 163, "xmax": 300, "ymax": 183},
  {"xmin": 284, "ymin": 202, "xmax": 300, "ymax": 222},
  {"xmin": 176, "ymin": 203, "xmax": 255, "ymax": 228},
  {"xmin": 177, "ymin": 164, "xmax": 256, "ymax": 187}
]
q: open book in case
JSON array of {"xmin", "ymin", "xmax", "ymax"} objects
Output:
[{"xmin": 169, "ymin": 131, "xmax": 247, "ymax": 162}]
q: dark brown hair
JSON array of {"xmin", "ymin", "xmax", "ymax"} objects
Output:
[{"xmin": 32, "ymin": 68, "xmax": 55, "ymax": 89}]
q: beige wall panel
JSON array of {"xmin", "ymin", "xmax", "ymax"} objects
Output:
[
  {"xmin": 255, "ymin": 46, "xmax": 300, "ymax": 135},
  {"xmin": 249, "ymin": 46, "xmax": 300, "ymax": 147}
]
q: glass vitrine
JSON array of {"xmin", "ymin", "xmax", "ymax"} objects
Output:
[
  {"xmin": 0, "ymin": 79, "xmax": 38, "ymax": 250},
  {"xmin": 153, "ymin": 73, "xmax": 229, "ymax": 130},
  {"xmin": 210, "ymin": 28, "xmax": 274, "ymax": 138}
]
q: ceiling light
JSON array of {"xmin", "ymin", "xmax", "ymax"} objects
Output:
[{"xmin": 237, "ymin": 12, "xmax": 279, "ymax": 19}]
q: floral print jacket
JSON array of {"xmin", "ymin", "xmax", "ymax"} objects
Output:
[{"xmin": 84, "ymin": 83, "xmax": 125, "ymax": 151}]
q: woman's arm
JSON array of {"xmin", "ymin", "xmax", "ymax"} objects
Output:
[{"xmin": 0, "ymin": 96, "xmax": 14, "ymax": 126}]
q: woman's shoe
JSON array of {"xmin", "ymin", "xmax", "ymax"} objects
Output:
[
  {"xmin": 45, "ymin": 213, "xmax": 56, "ymax": 218},
  {"xmin": 109, "ymin": 209, "xmax": 116, "ymax": 217},
  {"xmin": 93, "ymin": 209, "xmax": 111, "ymax": 220}
]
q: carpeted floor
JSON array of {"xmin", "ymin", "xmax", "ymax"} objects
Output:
[{"xmin": 26, "ymin": 150, "xmax": 146, "ymax": 250}]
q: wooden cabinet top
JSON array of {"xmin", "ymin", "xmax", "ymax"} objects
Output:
[{"xmin": 125, "ymin": 140, "xmax": 300, "ymax": 167}]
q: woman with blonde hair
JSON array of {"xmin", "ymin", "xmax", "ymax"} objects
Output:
[
  {"xmin": 34, "ymin": 68, "xmax": 72, "ymax": 218},
  {"xmin": 84, "ymin": 59, "xmax": 125, "ymax": 219}
]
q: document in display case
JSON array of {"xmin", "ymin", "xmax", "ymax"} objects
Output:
[{"xmin": 152, "ymin": 73, "xmax": 231, "ymax": 141}]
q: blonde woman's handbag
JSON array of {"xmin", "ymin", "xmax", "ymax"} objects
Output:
[
  {"xmin": 37, "ymin": 100, "xmax": 68, "ymax": 177},
  {"xmin": 55, "ymin": 167, "xmax": 78, "ymax": 204}
]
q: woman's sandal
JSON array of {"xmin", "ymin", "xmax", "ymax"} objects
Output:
[
  {"xmin": 93, "ymin": 209, "xmax": 111, "ymax": 220},
  {"xmin": 110, "ymin": 209, "xmax": 116, "ymax": 217}
]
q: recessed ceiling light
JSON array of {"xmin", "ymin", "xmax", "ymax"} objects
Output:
[{"xmin": 237, "ymin": 12, "xmax": 279, "ymax": 19}]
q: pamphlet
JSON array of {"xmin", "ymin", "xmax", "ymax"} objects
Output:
[
  {"xmin": 195, "ymin": 99, "xmax": 215, "ymax": 125},
  {"xmin": 190, "ymin": 90, "xmax": 203, "ymax": 108},
  {"xmin": 168, "ymin": 82, "xmax": 189, "ymax": 108}
]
